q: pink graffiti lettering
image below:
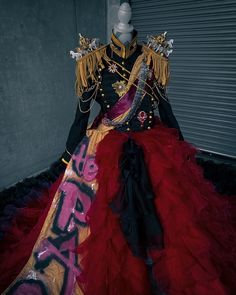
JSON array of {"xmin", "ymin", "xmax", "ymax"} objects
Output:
[
  {"xmin": 36, "ymin": 236, "xmax": 80, "ymax": 295},
  {"xmin": 72, "ymin": 143, "xmax": 98, "ymax": 181},
  {"xmin": 83, "ymin": 157, "xmax": 98, "ymax": 182},
  {"xmin": 58, "ymin": 182, "xmax": 91, "ymax": 229}
]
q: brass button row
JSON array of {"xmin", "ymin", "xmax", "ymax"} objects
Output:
[
  {"xmin": 98, "ymin": 68, "xmax": 110, "ymax": 108},
  {"xmin": 121, "ymin": 60, "xmax": 127, "ymax": 78},
  {"xmin": 125, "ymin": 111, "xmax": 154, "ymax": 131}
]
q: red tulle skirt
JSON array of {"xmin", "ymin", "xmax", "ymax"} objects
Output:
[
  {"xmin": 76, "ymin": 123, "xmax": 236, "ymax": 295},
  {"xmin": 0, "ymin": 121, "xmax": 235, "ymax": 295}
]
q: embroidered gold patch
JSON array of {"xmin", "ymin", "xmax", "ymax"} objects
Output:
[{"xmin": 112, "ymin": 80, "xmax": 128, "ymax": 97}]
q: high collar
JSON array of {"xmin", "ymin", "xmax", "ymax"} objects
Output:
[{"xmin": 110, "ymin": 29, "xmax": 138, "ymax": 59}]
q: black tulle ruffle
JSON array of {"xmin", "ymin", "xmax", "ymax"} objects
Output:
[
  {"xmin": 110, "ymin": 137, "xmax": 164, "ymax": 259},
  {"xmin": 196, "ymin": 157, "xmax": 236, "ymax": 196},
  {"xmin": 0, "ymin": 159, "xmax": 66, "ymax": 239}
]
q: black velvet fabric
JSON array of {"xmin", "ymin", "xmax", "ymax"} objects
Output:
[
  {"xmin": 153, "ymin": 85, "xmax": 184, "ymax": 141},
  {"xmin": 61, "ymin": 43, "xmax": 185, "ymax": 163},
  {"xmin": 109, "ymin": 137, "xmax": 164, "ymax": 259},
  {"xmin": 0, "ymin": 159, "xmax": 66, "ymax": 239},
  {"xmin": 61, "ymin": 95, "xmax": 92, "ymax": 162}
]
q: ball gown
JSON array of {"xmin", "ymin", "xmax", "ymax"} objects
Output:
[{"xmin": 0, "ymin": 31, "xmax": 235, "ymax": 295}]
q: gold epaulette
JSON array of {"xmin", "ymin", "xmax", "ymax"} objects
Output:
[
  {"xmin": 70, "ymin": 33, "xmax": 108, "ymax": 96},
  {"xmin": 74, "ymin": 44, "xmax": 108, "ymax": 96},
  {"xmin": 142, "ymin": 44, "xmax": 170, "ymax": 87},
  {"xmin": 142, "ymin": 31, "xmax": 174, "ymax": 86}
]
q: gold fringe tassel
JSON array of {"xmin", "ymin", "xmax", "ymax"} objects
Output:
[
  {"xmin": 75, "ymin": 44, "xmax": 170, "ymax": 96},
  {"xmin": 142, "ymin": 45, "xmax": 170, "ymax": 86},
  {"xmin": 75, "ymin": 45, "xmax": 107, "ymax": 96}
]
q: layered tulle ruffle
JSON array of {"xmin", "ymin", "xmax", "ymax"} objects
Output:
[
  {"xmin": 76, "ymin": 120, "xmax": 236, "ymax": 295},
  {"xmin": 0, "ymin": 119, "xmax": 235, "ymax": 295}
]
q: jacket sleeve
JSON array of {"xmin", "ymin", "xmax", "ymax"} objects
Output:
[
  {"xmin": 60, "ymin": 91, "xmax": 94, "ymax": 165},
  {"xmin": 153, "ymin": 83, "xmax": 184, "ymax": 141}
]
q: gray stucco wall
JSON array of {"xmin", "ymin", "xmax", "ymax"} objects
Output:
[
  {"xmin": 107, "ymin": 0, "xmax": 119, "ymax": 42},
  {"xmin": 0, "ymin": 0, "xmax": 106, "ymax": 190}
]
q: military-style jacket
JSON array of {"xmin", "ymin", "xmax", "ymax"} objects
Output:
[{"xmin": 61, "ymin": 31, "xmax": 184, "ymax": 164}]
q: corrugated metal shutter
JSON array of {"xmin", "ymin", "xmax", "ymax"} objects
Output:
[{"xmin": 130, "ymin": 0, "xmax": 236, "ymax": 158}]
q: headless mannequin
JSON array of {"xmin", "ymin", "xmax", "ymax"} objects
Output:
[
  {"xmin": 113, "ymin": 2, "xmax": 134, "ymax": 45},
  {"xmin": 62, "ymin": 4, "xmax": 183, "ymax": 164}
]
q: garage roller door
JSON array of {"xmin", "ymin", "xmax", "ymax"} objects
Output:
[{"xmin": 131, "ymin": 0, "xmax": 236, "ymax": 158}]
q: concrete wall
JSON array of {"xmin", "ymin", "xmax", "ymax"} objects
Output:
[
  {"xmin": 0, "ymin": 0, "xmax": 106, "ymax": 190},
  {"xmin": 107, "ymin": 0, "xmax": 120, "ymax": 42}
]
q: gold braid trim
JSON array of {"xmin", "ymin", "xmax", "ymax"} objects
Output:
[
  {"xmin": 142, "ymin": 45, "xmax": 170, "ymax": 86},
  {"xmin": 75, "ymin": 45, "xmax": 108, "ymax": 96},
  {"xmin": 126, "ymin": 53, "xmax": 145, "ymax": 90}
]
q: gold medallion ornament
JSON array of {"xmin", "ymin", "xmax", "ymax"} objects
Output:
[{"xmin": 112, "ymin": 80, "xmax": 128, "ymax": 97}]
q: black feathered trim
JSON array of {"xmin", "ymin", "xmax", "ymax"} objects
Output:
[
  {"xmin": 196, "ymin": 157, "xmax": 236, "ymax": 196},
  {"xmin": 109, "ymin": 137, "xmax": 164, "ymax": 259},
  {"xmin": 0, "ymin": 159, "xmax": 66, "ymax": 239}
]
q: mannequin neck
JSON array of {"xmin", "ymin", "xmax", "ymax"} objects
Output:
[
  {"xmin": 110, "ymin": 29, "xmax": 138, "ymax": 59},
  {"xmin": 113, "ymin": 30, "xmax": 133, "ymax": 44}
]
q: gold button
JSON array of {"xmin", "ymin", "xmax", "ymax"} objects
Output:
[
  {"xmin": 125, "ymin": 121, "xmax": 129, "ymax": 125},
  {"xmin": 123, "ymin": 73, "xmax": 126, "ymax": 77},
  {"xmin": 99, "ymin": 88, "xmax": 103, "ymax": 91},
  {"xmin": 126, "ymin": 127, "xmax": 130, "ymax": 131},
  {"xmin": 107, "ymin": 104, "xmax": 110, "ymax": 108},
  {"xmin": 149, "ymin": 120, "xmax": 152, "ymax": 124},
  {"xmin": 98, "ymin": 75, "xmax": 101, "ymax": 79},
  {"xmin": 147, "ymin": 127, "xmax": 151, "ymax": 130},
  {"xmin": 122, "ymin": 61, "xmax": 125, "ymax": 65},
  {"xmin": 151, "ymin": 98, "xmax": 154, "ymax": 101},
  {"xmin": 98, "ymin": 68, "xmax": 102, "ymax": 71},
  {"xmin": 149, "ymin": 115, "xmax": 152, "ymax": 119},
  {"xmin": 101, "ymin": 93, "xmax": 105, "ymax": 97}
]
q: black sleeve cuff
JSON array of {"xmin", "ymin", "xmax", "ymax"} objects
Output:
[{"xmin": 61, "ymin": 149, "xmax": 72, "ymax": 166}]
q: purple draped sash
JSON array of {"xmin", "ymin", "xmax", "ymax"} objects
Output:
[
  {"xmin": 105, "ymin": 84, "xmax": 137, "ymax": 120},
  {"xmin": 90, "ymin": 83, "xmax": 138, "ymax": 129}
]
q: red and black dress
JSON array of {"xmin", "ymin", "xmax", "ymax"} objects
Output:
[{"xmin": 0, "ymin": 31, "xmax": 235, "ymax": 295}]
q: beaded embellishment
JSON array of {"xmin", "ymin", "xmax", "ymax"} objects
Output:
[
  {"xmin": 137, "ymin": 111, "xmax": 147, "ymax": 127},
  {"xmin": 102, "ymin": 61, "xmax": 149, "ymax": 127},
  {"xmin": 108, "ymin": 63, "xmax": 118, "ymax": 73},
  {"xmin": 69, "ymin": 33, "xmax": 101, "ymax": 61},
  {"xmin": 146, "ymin": 31, "xmax": 174, "ymax": 57},
  {"xmin": 112, "ymin": 80, "xmax": 128, "ymax": 97}
]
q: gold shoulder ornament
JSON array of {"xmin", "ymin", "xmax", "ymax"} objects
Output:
[
  {"xmin": 142, "ymin": 31, "xmax": 174, "ymax": 87},
  {"xmin": 70, "ymin": 33, "xmax": 108, "ymax": 96}
]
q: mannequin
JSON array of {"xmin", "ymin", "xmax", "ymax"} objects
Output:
[
  {"xmin": 0, "ymin": 2, "xmax": 235, "ymax": 295},
  {"xmin": 113, "ymin": 2, "xmax": 134, "ymax": 44}
]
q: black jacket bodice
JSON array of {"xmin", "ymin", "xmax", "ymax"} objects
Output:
[
  {"xmin": 97, "ymin": 45, "xmax": 156, "ymax": 132},
  {"xmin": 61, "ymin": 37, "xmax": 184, "ymax": 164}
]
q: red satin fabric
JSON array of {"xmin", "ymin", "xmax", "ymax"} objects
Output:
[
  {"xmin": 0, "ymin": 172, "xmax": 64, "ymax": 293},
  {"xmin": 77, "ymin": 120, "xmax": 236, "ymax": 295}
]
